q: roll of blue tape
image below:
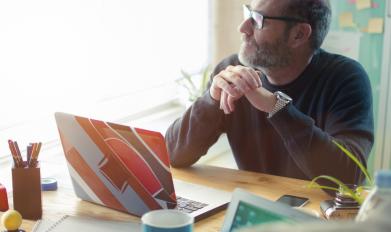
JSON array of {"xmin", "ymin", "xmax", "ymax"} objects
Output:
[{"xmin": 41, "ymin": 178, "xmax": 58, "ymax": 191}]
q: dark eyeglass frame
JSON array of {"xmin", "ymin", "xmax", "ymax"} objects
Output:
[{"xmin": 243, "ymin": 4, "xmax": 307, "ymax": 29}]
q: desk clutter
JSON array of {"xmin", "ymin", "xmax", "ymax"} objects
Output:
[
  {"xmin": 32, "ymin": 215, "xmax": 140, "ymax": 232},
  {"xmin": 220, "ymin": 188, "xmax": 319, "ymax": 232},
  {"xmin": 0, "ymin": 184, "xmax": 9, "ymax": 212},
  {"xmin": 40, "ymin": 178, "xmax": 58, "ymax": 191},
  {"xmin": 8, "ymin": 140, "xmax": 43, "ymax": 220},
  {"xmin": 1, "ymin": 209, "xmax": 25, "ymax": 232}
]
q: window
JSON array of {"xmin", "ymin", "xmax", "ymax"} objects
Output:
[{"xmin": 0, "ymin": 0, "xmax": 209, "ymax": 158}]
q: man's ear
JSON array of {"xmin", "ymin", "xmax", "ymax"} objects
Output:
[{"xmin": 289, "ymin": 23, "xmax": 312, "ymax": 48}]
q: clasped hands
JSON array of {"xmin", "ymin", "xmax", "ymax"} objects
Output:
[{"xmin": 210, "ymin": 65, "xmax": 276, "ymax": 114}]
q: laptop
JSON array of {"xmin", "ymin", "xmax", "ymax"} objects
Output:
[
  {"xmin": 221, "ymin": 188, "xmax": 319, "ymax": 232},
  {"xmin": 54, "ymin": 112, "xmax": 231, "ymax": 221}
]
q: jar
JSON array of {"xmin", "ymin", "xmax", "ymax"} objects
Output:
[{"xmin": 320, "ymin": 184, "xmax": 361, "ymax": 220}]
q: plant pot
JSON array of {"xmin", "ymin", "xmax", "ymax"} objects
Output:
[{"xmin": 320, "ymin": 184, "xmax": 361, "ymax": 220}]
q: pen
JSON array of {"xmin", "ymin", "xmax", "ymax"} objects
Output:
[
  {"xmin": 36, "ymin": 142, "xmax": 42, "ymax": 157},
  {"xmin": 14, "ymin": 141, "xmax": 25, "ymax": 167},
  {"xmin": 27, "ymin": 144, "xmax": 32, "ymax": 164},
  {"xmin": 29, "ymin": 142, "xmax": 42, "ymax": 168},
  {"xmin": 8, "ymin": 140, "xmax": 22, "ymax": 168}
]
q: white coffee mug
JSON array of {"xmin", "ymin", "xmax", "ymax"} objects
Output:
[{"xmin": 141, "ymin": 209, "xmax": 194, "ymax": 232}]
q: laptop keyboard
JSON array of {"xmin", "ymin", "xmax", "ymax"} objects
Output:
[{"xmin": 175, "ymin": 196, "xmax": 209, "ymax": 213}]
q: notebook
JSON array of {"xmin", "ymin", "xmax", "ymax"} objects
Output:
[
  {"xmin": 54, "ymin": 112, "xmax": 231, "ymax": 221},
  {"xmin": 33, "ymin": 215, "xmax": 140, "ymax": 232}
]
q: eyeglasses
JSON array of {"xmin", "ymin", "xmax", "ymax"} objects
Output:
[{"xmin": 242, "ymin": 4, "xmax": 307, "ymax": 29}]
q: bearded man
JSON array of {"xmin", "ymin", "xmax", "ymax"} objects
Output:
[{"xmin": 165, "ymin": 0, "xmax": 374, "ymax": 189}]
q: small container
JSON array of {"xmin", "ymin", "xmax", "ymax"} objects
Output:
[
  {"xmin": 320, "ymin": 184, "xmax": 360, "ymax": 220},
  {"xmin": 12, "ymin": 163, "xmax": 42, "ymax": 220},
  {"xmin": 0, "ymin": 183, "xmax": 9, "ymax": 212}
]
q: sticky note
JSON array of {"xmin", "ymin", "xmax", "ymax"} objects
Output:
[
  {"xmin": 371, "ymin": 2, "xmax": 379, "ymax": 8},
  {"xmin": 339, "ymin": 12, "xmax": 356, "ymax": 28},
  {"xmin": 356, "ymin": 0, "xmax": 371, "ymax": 10},
  {"xmin": 367, "ymin": 18, "xmax": 384, "ymax": 33}
]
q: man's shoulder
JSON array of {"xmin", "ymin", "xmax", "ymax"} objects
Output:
[
  {"xmin": 212, "ymin": 54, "xmax": 241, "ymax": 74},
  {"xmin": 317, "ymin": 49, "xmax": 366, "ymax": 74},
  {"xmin": 219, "ymin": 54, "xmax": 241, "ymax": 65},
  {"xmin": 315, "ymin": 49, "xmax": 371, "ymax": 92}
]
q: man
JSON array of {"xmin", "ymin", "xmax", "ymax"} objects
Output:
[{"xmin": 165, "ymin": 0, "xmax": 373, "ymax": 187}]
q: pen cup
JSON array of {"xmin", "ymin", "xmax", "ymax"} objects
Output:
[{"xmin": 12, "ymin": 163, "xmax": 42, "ymax": 220}]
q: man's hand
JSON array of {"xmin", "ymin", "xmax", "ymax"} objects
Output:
[{"xmin": 210, "ymin": 65, "xmax": 261, "ymax": 113}]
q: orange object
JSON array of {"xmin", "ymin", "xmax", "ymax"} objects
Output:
[{"xmin": 0, "ymin": 183, "xmax": 9, "ymax": 212}]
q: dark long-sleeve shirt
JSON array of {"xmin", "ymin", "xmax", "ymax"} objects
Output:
[{"xmin": 165, "ymin": 49, "xmax": 374, "ymax": 185}]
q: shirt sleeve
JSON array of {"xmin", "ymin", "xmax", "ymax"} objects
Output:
[
  {"xmin": 268, "ymin": 66, "xmax": 374, "ymax": 186},
  {"xmin": 165, "ymin": 55, "xmax": 240, "ymax": 167},
  {"xmin": 165, "ymin": 90, "xmax": 225, "ymax": 167}
]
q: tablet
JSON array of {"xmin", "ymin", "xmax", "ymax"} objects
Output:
[{"xmin": 221, "ymin": 188, "xmax": 319, "ymax": 232}]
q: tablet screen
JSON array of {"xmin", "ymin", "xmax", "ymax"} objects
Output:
[
  {"xmin": 221, "ymin": 189, "xmax": 318, "ymax": 232},
  {"xmin": 230, "ymin": 201, "xmax": 294, "ymax": 231}
]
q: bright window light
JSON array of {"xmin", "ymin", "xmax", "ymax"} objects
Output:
[{"xmin": 0, "ymin": 0, "xmax": 209, "ymax": 157}]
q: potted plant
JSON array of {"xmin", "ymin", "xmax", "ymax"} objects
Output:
[
  {"xmin": 307, "ymin": 140, "xmax": 374, "ymax": 205},
  {"xmin": 176, "ymin": 65, "xmax": 211, "ymax": 107}
]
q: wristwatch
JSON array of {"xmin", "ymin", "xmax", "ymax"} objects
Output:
[{"xmin": 267, "ymin": 91, "xmax": 292, "ymax": 118}]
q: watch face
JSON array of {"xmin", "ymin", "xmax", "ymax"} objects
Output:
[{"xmin": 275, "ymin": 91, "xmax": 292, "ymax": 102}]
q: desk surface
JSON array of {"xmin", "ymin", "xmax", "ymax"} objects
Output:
[{"xmin": 7, "ymin": 165, "xmax": 330, "ymax": 232}]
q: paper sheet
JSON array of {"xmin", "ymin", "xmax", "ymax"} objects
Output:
[
  {"xmin": 356, "ymin": 0, "xmax": 371, "ymax": 10},
  {"xmin": 367, "ymin": 18, "xmax": 384, "ymax": 34},
  {"xmin": 339, "ymin": 12, "xmax": 356, "ymax": 28},
  {"xmin": 322, "ymin": 31, "xmax": 361, "ymax": 61}
]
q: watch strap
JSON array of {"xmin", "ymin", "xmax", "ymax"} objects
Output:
[{"xmin": 268, "ymin": 91, "xmax": 292, "ymax": 118}]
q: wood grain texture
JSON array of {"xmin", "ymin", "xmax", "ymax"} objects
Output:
[{"xmin": 2, "ymin": 165, "xmax": 331, "ymax": 232}]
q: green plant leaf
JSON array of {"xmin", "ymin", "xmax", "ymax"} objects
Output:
[
  {"xmin": 177, "ymin": 66, "xmax": 211, "ymax": 102},
  {"xmin": 180, "ymin": 69, "xmax": 197, "ymax": 94},
  {"xmin": 306, "ymin": 184, "xmax": 340, "ymax": 192},
  {"xmin": 201, "ymin": 65, "xmax": 210, "ymax": 93},
  {"xmin": 175, "ymin": 79, "xmax": 193, "ymax": 95},
  {"xmin": 308, "ymin": 175, "xmax": 364, "ymax": 205},
  {"xmin": 332, "ymin": 140, "xmax": 374, "ymax": 186}
]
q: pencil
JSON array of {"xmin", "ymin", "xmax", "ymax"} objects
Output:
[
  {"xmin": 27, "ymin": 144, "xmax": 32, "ymax": 164},
  {"xmin": 13, "ymin": 141, "xmax": 25, "ymax": 167},
  {"xmin": 29, "ymin": 142, "xmax": 42, "ymax": 168},
  {"xmin": 8, "ymin": 140, "xmax": 22, "ymax": 167}
]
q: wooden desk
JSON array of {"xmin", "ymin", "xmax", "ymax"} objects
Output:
[{"xmin": 7, "ymin": 165, "xmax": 330, "ymax": 232}]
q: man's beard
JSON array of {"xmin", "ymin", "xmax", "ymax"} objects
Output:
[{"xmin": 238, "ymin": 35, "xmax": 292, "ymax": 69}]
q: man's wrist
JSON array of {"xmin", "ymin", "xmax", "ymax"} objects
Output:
[
  {"xmin": 266, "ymin": 93, "xmax": 278, "ymax": 113},
  {"xmin": 267, "ymin": 91, "xmax": 292, "ymax": 118},
  {"xmin": 244, "ymin": 88, "xmax": 276, "ymax": 113}
]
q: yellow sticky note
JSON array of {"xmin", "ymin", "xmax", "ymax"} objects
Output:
[
  {"xmin": 339, "ymin": 12, "xmax": 356, "ymax": 28},
  {"xmin": 361, "ymin": 27, "xmax": 369, "ymax": 33},
  {"xmin": 367, "ymin": 18, "xmax": 384, "ymax": 33},
  {"xmin": 356, "ymin": 0, "xmax": 371, "ymax": 10}
]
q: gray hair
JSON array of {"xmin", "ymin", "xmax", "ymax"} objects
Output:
[{"xmin": 282, "ymin": 0, "xmax": 331, "ymax": 50}]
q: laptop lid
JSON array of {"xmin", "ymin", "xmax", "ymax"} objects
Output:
[{"xmin": 55, "ymin": 112, "xmax": 177, "ymax": 216}]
